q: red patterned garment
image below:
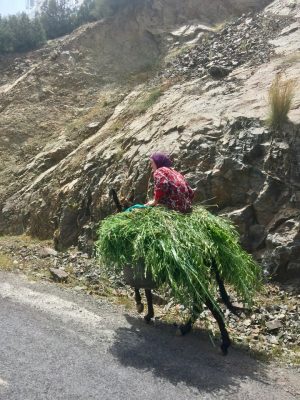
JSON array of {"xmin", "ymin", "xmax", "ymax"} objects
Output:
[{"xmin": 153, "ymin": 167, "xmax": 194, "ymax": 213}]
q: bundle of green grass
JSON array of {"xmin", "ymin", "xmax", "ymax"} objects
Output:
[{"xmin": 96, "ymin": 206, "xmax": 261, "ymax": 313}]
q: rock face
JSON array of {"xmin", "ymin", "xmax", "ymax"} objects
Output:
[
  {"xmin": 163, "ymin": 11, "xmax": 287, "ymax": 80},
  {"xmin": 0, "ymin": 0, "xmax": 300, "ymax": 281}
]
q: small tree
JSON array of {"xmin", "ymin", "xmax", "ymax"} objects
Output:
[
  {"xmin": 8, "ymin": 13, "xmax": 46, "ymax": 52},
  {"xmin": 40, "ymin": 0, "xmax": 76, "ymax": 39},
  {"xmin": 268, "ymin": 73, "xmax": 295, "ymax": 129},
  {"xmin": 92, "ymin": 0, "xmax": 138, "ymax": 18},
  {"xmin": 0, "ymin": 17, "xmax": 15, "ymax": 53},
  {"xmin": 31, "ymin": 17, "xmax": 47, "ymax": 48},
  {"xmin": 76, "ymin": 0, "xmax": 97, "ymax": 25},
  {"xmin": 9, "ymin": 14, "xmax": 32, "ymax": 52},
  {"xmin": 0, "ymin": 13, "xmax": 46, "ymax": 54}
]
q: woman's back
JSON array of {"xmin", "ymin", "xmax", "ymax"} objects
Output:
[{"xmin": 154, "ymin": 167, "xmax": 194, "ymax": 213}]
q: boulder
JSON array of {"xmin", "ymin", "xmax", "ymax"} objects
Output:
[
  {"xmin": 39, "ymin": 247, "xmax": 58, "ymax": 258},
  {"xmin": 49, "ymin": 268, "xmax": 69, "ymax": 282},
  {"xmin": 208, "ymin": 65, "xmax": 231, "ymax": 79},
  {"xmin": 263, "ymin": 219, "xmax": 300, "ymax": 280}
]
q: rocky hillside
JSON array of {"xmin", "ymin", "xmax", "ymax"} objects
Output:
[{"xmin": 0, "ymin": 0, "xmax": 299, "ymax": 281}]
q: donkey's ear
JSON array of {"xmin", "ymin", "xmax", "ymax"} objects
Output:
[
  {"xmin": 109, "ymin": 187, "xmax": 123, "ymax": 212},
  {"xmin": 109, "ymin": 188, "xmax": 117, "ymax": 198},
  {"xmin": 128, "ymin": 189, "xmax": 135, "ymax": 203}
]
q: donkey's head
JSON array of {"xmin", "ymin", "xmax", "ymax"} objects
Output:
[{"xmin": 109, "ymin": 188, "xmax": 135, "ymax": 212}]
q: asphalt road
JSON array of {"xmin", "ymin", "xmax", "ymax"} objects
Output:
[{"xmin": 0, "ymin": 271, "xmax": 299, "ymax": 400}]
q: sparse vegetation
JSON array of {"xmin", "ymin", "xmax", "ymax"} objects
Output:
[
  {"xmin": 212, "ymin": 21, "xmax": 227, "ymax": 32},
  {"xmin": 267, "ymin": 73, "xmax": 295, "ymax": 129},
  {"xmin": 279, "ymin": 53, "xmax": 300, "ymax": 69},
  {"xmin": 0, "ymin": 252, "xmax": 14, "ymax": 271},
  {"xmin": 164, "ymin": 43, "xmax": 196, "ymax": 64},
  {"xmin": 131, "ymin": 88, "xmax": 163, "ymax": 114}
]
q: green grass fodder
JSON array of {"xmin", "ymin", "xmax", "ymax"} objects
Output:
[{"xmin": 95, "ymin": 207, "xmax": 262, "ymax": 314}]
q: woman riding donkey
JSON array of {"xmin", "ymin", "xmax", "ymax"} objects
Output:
[
  {"xmin": 98, "ymin": 152, "xmax": 261, "ymax": 355},
  {"xmin": 145, "ymin": 152, "xmax": 194, "ymax": 214}
]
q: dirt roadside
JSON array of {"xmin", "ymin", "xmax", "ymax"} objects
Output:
[{"xmin": 0, "ymin": 234, "xmax": 299, "ymax": 366}]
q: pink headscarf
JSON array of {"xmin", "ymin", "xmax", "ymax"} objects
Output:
[{"xmin": 150, "ymin": 152, "xmax": 173, "ymax": 169}]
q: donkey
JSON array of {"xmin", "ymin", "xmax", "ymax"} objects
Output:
[{"xmin": 109, "ymin": 188, "xmax": 246, "ymax": 355}]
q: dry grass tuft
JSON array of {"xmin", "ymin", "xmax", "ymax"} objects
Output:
[
  {"xmin": 267, "ymin": 73, "xmax": 295, "ymax": 129},
  {"xmin": 0, "ymin": 252, "xmax": 14, "ymax": 271}
]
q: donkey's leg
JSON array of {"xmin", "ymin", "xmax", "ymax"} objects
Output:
[
  {"xmin": 176, "ymin": 305, "xmax": 201, "ymax": 336},
  {"xmin": 144, "ymin": 289, "xmax": 154, "ymax": 323},
  {"xmin": 212, "ymin": 262, "xmax": 247, "ymax": 316},
  {"xmin": 205, "ymin": 298, "xmax": 231, "ymax": 355},
  {"xmin": 134, "ymin": 288, "xmax": 144, "ymax": 313},
  {"xmin": 216, "ymin": 273, "xmax": 243, "ymax": 316}
]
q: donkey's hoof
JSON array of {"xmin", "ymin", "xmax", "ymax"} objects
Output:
[
  {"xmin": 144, "ymin": 314, "xmax": 154, "ymax": 323},
  {"xmin": 175, "ymin": 328, "xmax": 183, "ymax": 336},
  {"xmin": 136, "ymin": 303, "xmax": 144, "ymax": 313},
  {"xmin": 177, "ymin": 323, "xmax": 192, "ymax": 336},
  {"xmin": 220, "ymin": 339, "xmax": 231, "ymax": 356},
  {"xmin": 175, "ymin": 328, "xmax": 184, "ymax": 336},
  {"xmin": 230, "ymin": 306, "xmax": 248, "ymax": 317}
]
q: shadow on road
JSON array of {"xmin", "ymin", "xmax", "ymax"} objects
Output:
[{"xmin": 110, "ymin": 314, "xmax": 268, "ymax": 394}]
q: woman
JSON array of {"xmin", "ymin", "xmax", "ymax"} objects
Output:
[{"xmin": 146, "ymin": 152, "xmax": 194, "ymax": 213}]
